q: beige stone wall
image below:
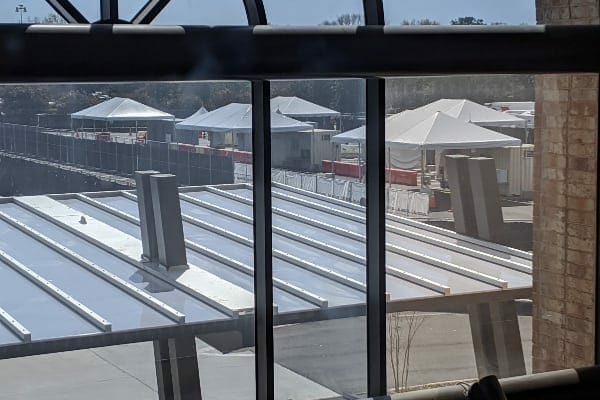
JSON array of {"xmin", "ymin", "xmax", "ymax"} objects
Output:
[{"xmin": 533, "ymin": 0, "xmax": 599, "ymax": 372}]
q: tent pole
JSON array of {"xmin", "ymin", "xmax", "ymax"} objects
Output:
[
  {"xmin": 358, "ymin": 143, "xmax": 361, "ymax": 182},
  {"xmin": 387, "ymin": 146, "xmax": 392, "ymax": 211},
  {"xmin": 421, "ymin": 149, "xmax": 425, "ymax": 191},
  {"xmin": 519, "ymin": 144, "xmax": 523, "ymax": 196}
]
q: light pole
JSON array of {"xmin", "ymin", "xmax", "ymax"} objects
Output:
[{"xmin": 15, "ymin": 4, "xmax": 27, "ymax": 24}]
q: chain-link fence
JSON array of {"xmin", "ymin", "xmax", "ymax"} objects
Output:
[
  {"xmin": 0, "ymin": 123, "xmax": 234, "ymax": 186},
  {"xmin": 235, "ymin": 162, "xmax": 429, "ymax": 216}
]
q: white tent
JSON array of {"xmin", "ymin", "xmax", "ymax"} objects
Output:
[
  {"xmin": 389, "ymin": 112, "xmax": 521, "ymax": 150},
  {"xmin": 414, "ymin": 99, "xmax": 527, "ymax": 128},
  {"xmin": 333, "ymin": 107, "xmax": 522, "ymax": 149},
  {"xmin": 71, "ymin": 97, "xmax": 174, "ymax": 121},
  {"xmin": 175, "ymin": 103, "xmax": 313, "ymax": 133},
  {"xmin": 270, "ymin": 96, "xmax": 340, "ymax": 118},
  {"xmin": 332, "ymin": 110, "xmax": 521, "ymax": 170},
  {"xmin": 184, "ymin": 106, "xmax": 208, "ymax": 119},
  {"xmin": 331, "ymin": 125, "xmax": 366, "ymax": 144}
]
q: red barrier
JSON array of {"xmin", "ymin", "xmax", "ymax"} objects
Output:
[
  {"xmin": 322, "ymin": 160, "xmax": 418, "ymax": 186},
  {"xmin": 387, "ymin": 168, "xmax": 418, "ymax": 186}
]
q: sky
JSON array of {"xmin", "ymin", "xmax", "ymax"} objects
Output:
[{"xmin": 0, "ymin": 0, "xmax": 536, "ymax": 25}]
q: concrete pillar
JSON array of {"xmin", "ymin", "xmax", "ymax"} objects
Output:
[
  {"xmin": 468, "ymin": 301, "xmax": 526, "ymax": 379},
  {"xmin": 468, "ymin": 157, "xmax": 505, "ymax": 242},
  {"xmin": 153, "ymin": 336, "xmax": 202, "ymax": 400},
  {"xmin": 153, "ymin": 339, "xmax": 174, "ymax": 400},
  {"xmin": 135, "ymin": 170, "xmax": 160, "ymax": 262},
  {"xmin": 150, "ymin": 174, "xmax": 188, "ymax": 270},
  {"xmin": 445, "ymin": 154, "xmax": 478, "ymax": 236}
]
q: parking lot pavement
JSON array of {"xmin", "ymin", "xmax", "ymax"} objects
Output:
[{"xmin": 0, "ymin": 313, "xmax": 532, "ymax": 399}]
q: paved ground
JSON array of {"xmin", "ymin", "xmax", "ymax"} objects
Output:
[
  {"xmin": 0, "ymin": 339, "xmax": 337, "ymax": 400},
  {"xmin": 274, "ymin": 313, "xmax": 532, "ymax": 397},
  {"xmin": 0, "ymin": 313, "xmax": 531, "ymax": 400}
]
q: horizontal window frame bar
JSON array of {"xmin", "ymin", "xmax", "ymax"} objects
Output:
[{"xmin": 0, "ymin": 25, "xmax": 598, "ymax": 82}]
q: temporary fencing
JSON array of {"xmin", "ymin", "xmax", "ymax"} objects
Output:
[{"xmin": 235, "ymin": 163, "xmax": 429, "ymax": 216}]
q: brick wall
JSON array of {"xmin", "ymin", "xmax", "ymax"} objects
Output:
[{"xmin": 533, "ymin": 0, "xmax": 599, "ymax": 372}]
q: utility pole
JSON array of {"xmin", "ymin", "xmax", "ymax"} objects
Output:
[{"xmin": 15, "ymin": 4, "xmax": 27, "ymax": 24}]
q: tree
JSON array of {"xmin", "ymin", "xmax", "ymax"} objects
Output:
[
  {"xmin": 322, "ymin": 13, "xmax": 363, "ymax": 26},
  {"xmin": 450, "ymin": 16, "xmax": 486, "ymax": 25},
  {"xmin": 402, "ymin": 19, "xmax": 440, "ymax": 26},
  {"xmin": 31, "ymin": 13, "xmax": 66, "ymax": 25},
  {"xmin": 43, "ymin": 13, "xmax": 66, "ymax": 24},
  {"xmin": 387, "ymin": 312, "xmax": 426, "ymax": 392}
]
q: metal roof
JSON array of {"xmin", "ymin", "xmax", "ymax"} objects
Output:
[{"xmin": 0, "ymin": 183, "xmax": 531, "ymax": 357}]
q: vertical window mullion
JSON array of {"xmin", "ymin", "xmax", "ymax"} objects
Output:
[
  {"xmin": 100, "ymin": 0, "xmax": 119, "ymax": 22},
  {"xmin": 363, "ymin": 1, "xmax": 387, "ymax": 397},
  {"xmin": 244, "ymin": 4, "xmax": 272, "ymax": 400},
  {"xmin": 251, "ymin": 79, "xmax": 274, "ymax": 400},
  {"xmin": 365, "ymin": 77, "xmax": 387, "ymax": 398}
]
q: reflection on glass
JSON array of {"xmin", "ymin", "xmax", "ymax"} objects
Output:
[
  {"xmin": 0, "ymin": 81, "xmax": 257, "ymax": 400},
  {"xmin": 383, "ymin": 74, "xmax": 537, "ymax": 393},
  {"xmin": 383, "ymin": 0, "xmax": 536, "ymax": 26},
  {"xmin": 269, "ymin": 79, "xmax": 367, "ymax": 399}
]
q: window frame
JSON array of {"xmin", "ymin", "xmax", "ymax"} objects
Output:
[{"xmin": 0, "ymin": 0, "xmax": 598, "ymax": 399}]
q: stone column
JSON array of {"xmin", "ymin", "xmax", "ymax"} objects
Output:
[
  {"xmin": 533, "ymin": 0, "xmax": 599, "ymax": 372},
  {"xmin": 445, "ymin": 154, "xmax": 478, "ymax": 237}
]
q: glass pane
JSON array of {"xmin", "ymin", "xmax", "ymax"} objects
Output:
[
  {"xmin": 119, "ymin": 0, "xmax": 149, "ymax": 22},
  {"xmin": 151, "ymin": 0, "xmax": 248, "ymax": 25},
  {"xmin": 69, "ymin": 0, "xmax": 101, "ymax": 22},
  {"xmin": 270, "ymin": 79, "xmax": 367, "ymax": 399},
  {"xmin": 383, "ymin": 0, "xmax": 536, "ymax": 25},
  {"xmin": 382, "ymin": 72, "xmax": 597, "ymax": 394},
  {"xmin": 0, "ymin": 80, "xmax": 256, "ymax": 399},
  {"xmin": 263, "ymin": 0, "xmax": 364, "ymax": 25},
  {"xmin": 0, "ymin": 1, "xmax": 64, "ymax": 24}
]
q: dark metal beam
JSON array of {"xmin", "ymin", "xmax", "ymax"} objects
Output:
[
  {"xmin": 363, "ymin": 1, "xmax": 387, "ymax": 397},
  {"xmin": 0, "ymin": 25, "xmax": 599, "ymax": 83},
  {"xmin": 365, "ymin": 77, "xmax": 387, "ymax": 398},
  {"xmin": 243, "ymin": 0, "xmax": 267, "ymax": 25},
  {"xmin": 252, "ymin": 79, "xmax": 274, "ymax": 400},
  {"xmin": 45, "ymin": 0, "xmax": 89, "ymax": 24},
  {"xmin": 100, "ymin": 0, "xmax": 119, "ymax": 23},
  {"xmin": 132, "ymin": 0, "xmax": 171, "ymax": 25},
  {"xmin": 363, "ymin": 0, "xmax": 385, "ymax": 25}
]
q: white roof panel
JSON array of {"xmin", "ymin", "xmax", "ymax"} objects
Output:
[
  {"xmin": 176, "ymin": 103, "xmax": 313, "ymax": 133},
  {"xmin": 71, "ymin": 97, "xmax": 174, "ymax": 121},
  {"xmin": 0, "ymin": 182, "xmax": 531, "ymax": 357},
  {"xmin": 271, "ymin": 96, "xmax": 340, "ymax": 118}
]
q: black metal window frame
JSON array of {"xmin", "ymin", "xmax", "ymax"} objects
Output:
[{"xmin": 1, "ymin": 0, "xmax": 600, "ymax": 398}]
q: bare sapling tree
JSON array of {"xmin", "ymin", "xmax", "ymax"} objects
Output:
[{"xmin": 387, "ymin": 311, "xmax": 426, "ymax": 392}]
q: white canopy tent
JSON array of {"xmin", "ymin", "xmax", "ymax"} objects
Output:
[
  {"xmin": 333, "ymin": 110, "xmax": 521, "ymax": 177},
  {"xmin": 183, "ymin": 106, "xmax": 208, "ymax": 119},
  {"xmin": 71, "ymin": 97, "xmax": 175, "ymax": 122},
  {"xmin": 386, "ymin": 112, "xmax": 521, "ymax": 150},
  {"xmin": 270, "ymin": 96, "xmax": 340, "ymax": 118},
  {"xmin": 414, "ymin": 99, "xmax": 527, "ymax": 128},
  {"xmin": 176, "ymin": 103, "xmax": 313, "ymax": 134}
]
